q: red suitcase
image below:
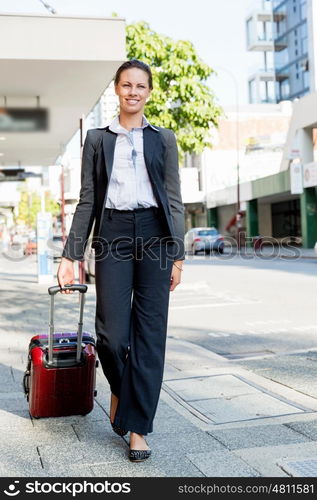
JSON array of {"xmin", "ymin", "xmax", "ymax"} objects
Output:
[{"xmin": 23, "ymin": 284, "xmax": 98, "ymax": 418}]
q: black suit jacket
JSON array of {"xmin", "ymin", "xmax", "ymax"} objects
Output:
[{"xmin": 62, "ymin": 125, "xmax": 185, "ymax": 262}]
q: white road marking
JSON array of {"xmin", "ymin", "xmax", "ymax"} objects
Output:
[
  {"xmin": 170, "ymin": 284, "xmax": 260, "ymax": 311},
  {"xmin": 207, "ymin": 332, "xmax": 230, "ymax": 337}
]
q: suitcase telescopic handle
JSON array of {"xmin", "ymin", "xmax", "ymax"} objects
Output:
[
  {"xmin": 48, "ymin": 284, "xmax": 88, "ymax": 295},
  {"xmin": 47, "ymin": 283, "xmax": 87, "ymax": 365}
]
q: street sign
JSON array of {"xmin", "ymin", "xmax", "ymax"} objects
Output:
[
  {"xmin": 289, "ymin": 149, "xmax": 301, "ymax": 160},
  {"xmin": 290, "ymin": 161, "xmax": 303, "ymax": 194},
  {"xmin": 303, "ymin": 162, "xmax": 317, "ymax": 188},
  {"xmin": 0, "ymin": 108, "xmax": 48, "ymax": 132},
  {"xmin": 37, "ymin": 212, "xmax": 53, "ymax": 284}
]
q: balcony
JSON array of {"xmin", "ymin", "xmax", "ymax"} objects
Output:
[
  {"xmin": 256, "ymin": 10, "xmax": 273, "ymax": 22},
  {"xmin": 248, "ymin": 66, "xmax": 275, "ymax": 82},
  {"xmin": 246, "ymin": 6, "xmax": 273, "ymax": 53},
  {"xmin": 247, "ymin": 34, "xmax": 274, "ymax": 52},
  {"xmin": 246, "ymin": 2, "xmax": 273, "ymax": 22}
]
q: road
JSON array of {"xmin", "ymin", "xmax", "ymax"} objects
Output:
[{"xmin": 168, "ymin": 252, "xmax": 317, "ymax": 398}]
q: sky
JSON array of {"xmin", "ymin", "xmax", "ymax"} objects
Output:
[{"xmin": 0, "ymin": 0, "xmax": 261, "ymax": 107}]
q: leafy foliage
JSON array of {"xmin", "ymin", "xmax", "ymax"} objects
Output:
[{"xmin": 17, "ymin": 190, "xmax": 60, "ymax": 229}]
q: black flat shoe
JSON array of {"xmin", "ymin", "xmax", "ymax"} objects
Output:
[
  {"xmin": 129, "ymin": 448, "xmax": 152, "ymax": 462},
  {"xmin": 109, "ymin": 395, "xmax": 127, "ymax": 436},
  {"xmin": 110, "ymin": 420, "xmax": 128, "ymax": 437}
]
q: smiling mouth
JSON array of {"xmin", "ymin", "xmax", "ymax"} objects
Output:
[{"xmin": 126, "ymin": 99, "xmax": 140, "ymax": 104}]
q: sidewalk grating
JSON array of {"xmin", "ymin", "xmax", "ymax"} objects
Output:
[
  {"xmin": 164, "ymin": 374, "xmax": 307, "ymax": 424},
  {"xmin": 279, "ymin": 458, "xmax": 317, "ymax": 477}
]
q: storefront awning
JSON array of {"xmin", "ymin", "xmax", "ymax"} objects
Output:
[{"xmin": 0, "ymin": 13, "xmax": 126, "ymax": 166}]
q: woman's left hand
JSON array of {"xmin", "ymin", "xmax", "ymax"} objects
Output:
[{"xmin": 170, "ymin": 261, "xmax": 183, "ymax": 291}]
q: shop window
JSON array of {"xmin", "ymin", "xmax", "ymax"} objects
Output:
[{"xmin": 271, "ymin": 199, "xmax": 301, "ymax": 238}]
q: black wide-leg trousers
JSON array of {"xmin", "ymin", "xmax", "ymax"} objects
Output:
[{"xmin": 94, "ymin": 206, "xmax": 174, "ymax": 435}]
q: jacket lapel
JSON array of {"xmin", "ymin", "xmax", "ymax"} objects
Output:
[
  {"xmin": 143, "ymin": 126, "xmax": 156, "ymax": 173},
  {"xmin": 102, "ymin": 128, "xmax": 117, "ymax": 180}
]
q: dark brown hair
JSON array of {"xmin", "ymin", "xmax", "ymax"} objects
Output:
[{"xmin": 114, "ymin": 59, "xmax": 153, "ymax": 90}]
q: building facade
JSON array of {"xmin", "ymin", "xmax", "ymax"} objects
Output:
[
  {"xmin": 197, "ymin": 0, "xmax": 317, "ymax": 249},
  {"xmin": 204, "ymin": 92, "xmax": 317, "ymax": 248},
  {"xmin": 246, "ymin": 0, "xmax": 276, "ymax": 103},
  {"xmin": 273, "ymin": 0, "xmax": 310, "ymax": 101},
  {"xmin": 247, "ymin": 0, "xmax": 317, "ymax": 104}
]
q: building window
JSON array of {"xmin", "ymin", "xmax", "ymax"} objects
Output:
[
  {"xmin": 300, "ymin": 0, "xmax": 307, "ymax": 18},
  {"xmin": 274, "ymin": 16, "xmax": 287, "ymax": 38},
  {"xmin": 262, "ymin": 0, "xmax": 272, "ymax": 11},
  {"xmin": 265, "ymin": 21, "xmax": 272, "ymax": 41},
  {"xmin": 271, "ymin": 199, "xmax": 301, "ymax": 238},
  {"xmin": 260, "ymin": 80, "xmax": 268, "ymax": 102},
  {"xmin": 249, "ymin": 79, "xmax": 257, "ymax": 103},
  {"xmin": 256, "ymin": 20, "xmax": 271, "ymax": 42},
  {"xmin": 265, "ymin": 51, "xmax": 274, "ymax": 71},
  {"xmin": 303, "ymin": 70, "xmax": 309, "ymax": 88},
  {"xmin": 259, "ymin": 80, "xmax": 275, "ymax": 103},
  {"xmin": 300, "ymin": 22, "xmax": 307, "ymax": 39},
  {"xmin": 275, "ymin": 46, "xmax": 289, "ymax": 70},
  {"xmin": 280, "ymin": 78, "xmax": 290, "ymax": 99},
  {"xmin": 267, "ymin": 80, "xmax": 276, "ymax": 102},
  {"xmin": 246, "ymin": 18, "xmax": 253, "ymax": 46},
  {"xmin": 301, "ymin": 36, "xmax": 308, "ymax": 53}
]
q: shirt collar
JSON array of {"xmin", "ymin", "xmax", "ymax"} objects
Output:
[{"xmin": 109, "ymin": 114, "xmax": 159, "ymax": 133}]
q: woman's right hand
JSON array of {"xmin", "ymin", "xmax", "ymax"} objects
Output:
[{"xmin": 57, "ymin": 257, "xmax": 75, "ymax": 294}]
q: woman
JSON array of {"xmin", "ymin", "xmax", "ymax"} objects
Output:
[{"xmin": 57, "ymin": 59, "xmax": 185, "ymax": 462}]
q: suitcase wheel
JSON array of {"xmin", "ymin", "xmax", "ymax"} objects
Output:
[
  {"xmin": 22, "ymin": 370, "xmax": 30, "ymax": 399},
  {"xmin": 94, "ymin": 390, "xmax": 98, "ymax": 397},
  {"xmin": 95, "ymin": 360, "xmax": 99, "ymax": 368}
]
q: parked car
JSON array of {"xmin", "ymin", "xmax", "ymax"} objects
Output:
[
  {"xmin": 12, "ymin": 232, "xmax": 25, "ymax": 252},
  {"xmin": 52, "ymin": 234, "xmax": 64, "ymax": 261},
  {"xmin": 185, "ymin": 227, "xmax": 224, "ymax": 255},
  {"xmin": 84, "ymin": 223, "xmax": 96, "ymax": 284},
  {"xmin": 47, "ymin": 234, "xmax": 64, "ymax": 261},
  {"xmin": 84, "ymin": 242, "xmax": 95, "ymax": 284},
  {"xmin": 23, "ymin": 238, "xmax": 37, "ymax": 255}
]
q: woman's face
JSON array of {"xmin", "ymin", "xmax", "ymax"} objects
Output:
[{"xmin": 115, "ymin": 68, "xmax": 151, "ymax": 115}]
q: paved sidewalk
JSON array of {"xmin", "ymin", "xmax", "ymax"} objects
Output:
[
  {"xmin": 1, "ymin": 254, "xmax": 317, "ymax": 477},
  {"xmin": 241, "ymin": 246, "xmax": 317, "ymax": 260},
  {"xmin": 222, "ymin": 246, "xmax": 317, "ymax": 260}
]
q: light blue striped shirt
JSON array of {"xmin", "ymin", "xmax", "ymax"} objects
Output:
[{"xmin": 105, "ymin": 115, "xmax": 159, "ymax": 210}]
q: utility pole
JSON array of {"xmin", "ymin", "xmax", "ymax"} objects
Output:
[
  {"xmin": 38, "ymin": 0, "xmax": 57, "ymax": 15},
  {"xmin": 60, "ymin": 162, "xmax": 66, "ymax": 244},
  {"xmin": 214, "ymin": 66, "xmax": 241, "ymax": 248},
  {"xmin": 78, "ymin": 116, "xmax": 85, "ymax": 284}
]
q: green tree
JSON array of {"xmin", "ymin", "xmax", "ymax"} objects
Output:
[
  {"xmin": 17, "ymin": 190, "xmax": 60, "ymax": 229},
  {"xmin": 126, "ymin": 21, "xmax": 223, "ymax": 157},
  {"xmin": 44, "ymin": 191, "xmax": 60, "ymax": 219}
]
